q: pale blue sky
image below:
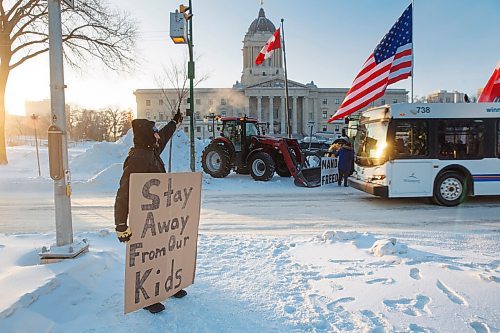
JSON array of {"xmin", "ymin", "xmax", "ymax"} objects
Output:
[{"xmin": 7, "ymin": 0, "xmax": 500, "ymax": 115}]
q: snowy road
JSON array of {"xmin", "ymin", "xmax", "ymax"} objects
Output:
[
  {"xmin": 1, "ymin": 146, "xmax": 500, "ymax": 332},
  {"xmin": 1, "ymin": 176, "xmax": 499, "ymax": 234}
]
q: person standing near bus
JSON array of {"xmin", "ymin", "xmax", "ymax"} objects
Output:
[{"xmin": 334, "ymin": 141, "xmax": 355, "ymax": 187}]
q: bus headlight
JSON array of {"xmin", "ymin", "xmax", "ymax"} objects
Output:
[{"xmin": 371, "ymin": 175, "xmax": 386, "ymax": 181}]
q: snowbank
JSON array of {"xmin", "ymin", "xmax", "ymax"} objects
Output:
[{"xmin": 0, "ymin": 231, "xmax": 498, "ymax": 332}]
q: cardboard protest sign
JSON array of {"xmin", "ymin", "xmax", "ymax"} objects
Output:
[
  {"xmin": 320, "ymin": 157, "xmax": 339, "ymax": 186},
  {"xmin": 124, "ymin": 172, "xmax": 202, "ymax": 314}
]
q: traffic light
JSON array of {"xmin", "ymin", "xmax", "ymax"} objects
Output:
[{"xmin": 179, "ymin": 4, "xmax": 192, "ymax": 20}]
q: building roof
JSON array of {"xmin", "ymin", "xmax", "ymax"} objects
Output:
[{"xmin": 247, "ymin": 8, "xmax": 276, "ymax": 34}]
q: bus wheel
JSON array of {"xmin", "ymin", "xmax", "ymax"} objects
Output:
[{"xmin": 433, "ymin": 172, "xmax": 467, "ymax": 206}]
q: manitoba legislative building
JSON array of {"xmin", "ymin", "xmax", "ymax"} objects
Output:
[{"xmin": 135, "ymin": 8, "xmax": 408, "ymax": 140}]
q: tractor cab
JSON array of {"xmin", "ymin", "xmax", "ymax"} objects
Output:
[{"xmin": 220, "ymin": 117, "xmax": 259, "ymax": 153}]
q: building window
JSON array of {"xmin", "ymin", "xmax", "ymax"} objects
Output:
[
  {"xmin": 322, "ymin": 111, "xmax": 327, "ymax": 119},
  {"xmin": 322, "ymin": 98, "xmax": 328, "ymax": 105},
  {"xmin": 159, "ymin": 99, "xmax": 164, "ymax": 106},
  {"xmin": 159, "ymin": 113, "xmax": 164, "ymax": 121},
  {"xmin": 322, "ymin": 125, "xmax": 327, "ymax": 132},
  {"xmin": 196, "ymin": 99, "xmax": 201, "ymax": 105},
  {"xmin": 195, "ymin": 112, "xmax": 201, "ymax": 120},
  {"xmin": 438, "ymin": 119, "xmax": 485, "ymax": 159},
  {"xmin": 184, "ymin": 127, "xmax": 189, "ymax": 133},
  {"xmin": 381, "ymin": 99, "xmax": 386, "ymax": 105},
  {"xmin": 221, "ymin": 98, "xmax": 226, "ymax": 105},
  {"xmin": 334, "ymin": 125, "xmax": 340, "ymax": 132},
  {"xmin": 146, "ymin": 100, "xmax": 151, "ymax": 107},
  {"xmin": 208, "ymin": 125, "xmax": 213, "ymax": 132},
  {"xmin": 208, "ymin": 99, "xmax": 213, "ymax": 106},
  {"xmin": 335, "ymin": 99, "xmax": 340, "ymax": 104},
  {"xmin": 392, "ymin": 99, "xmax": 398, "ymax": 104},
  {"xmin": 196, "ymin": 126, "xmax": 201, "ymax": 133},
  {"xmin": 146, "ymin": 111, "xmax": 151, "ymax": 119},
  {"xmin": 309, "ymin": 112, "xmax": 313, "ymax": 120},
  {"xmin": 221, "ymin": 111, "xmax": 227, "ymax": 116}
]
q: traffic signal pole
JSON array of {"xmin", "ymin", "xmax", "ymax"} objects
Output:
[{"xmin": 187, "ymin": 0, "xmax": 195, "ymax": 172}]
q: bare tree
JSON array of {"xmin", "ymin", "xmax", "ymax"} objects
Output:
[
  {"xmin": 155, "ymin": 58, "xmax": 209, "ymax": 172},
  {"xmin": 104, "ymin": 106, "xmax": 122, "ymax": 142},
  {"xmin": 155, "ymin": 57, "xmax": 209, "ymax": 119},
  {"xmin": 0, "ymin": 0, "xmax": 138, "ymax": 164},
  {"xmin": 118, "ymin": 108, "xmax": 132, "ymax": 137}
]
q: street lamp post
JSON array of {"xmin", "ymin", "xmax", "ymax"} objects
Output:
[
  {"xmin": 31, "ymin": 113, "xmax": 41, "ymax": 177},
  {"xmin": 170, "ymin": 2, "xmax": 195, "ymax": 172},
  {"xmin": 186, "ymin": 0, "xmax": 195, "ymax": 172}
]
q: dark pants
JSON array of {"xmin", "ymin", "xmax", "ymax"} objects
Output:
[{"xmin": 338, "ymin": 170, "xmax": 349, "ymax": 186}]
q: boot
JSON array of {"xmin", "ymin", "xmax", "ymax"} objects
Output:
[
  {"xmin": 173, "ymin": 289, "xmax": 187, "ymax": 298},
  {"xmin": 143, "ymin": 302, "xmax": 165, "ymax": 314}
]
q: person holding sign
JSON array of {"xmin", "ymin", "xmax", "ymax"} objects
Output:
[
  {"xmin": 334, "ymin": 141, "xmax": 354, "ymax": 187},
  {"xmin": 114, "ymin": 112, "xmax": 185, "ymax": 314}
]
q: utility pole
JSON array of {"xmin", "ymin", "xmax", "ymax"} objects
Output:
[
  {"xmin": 48, "ymin": 0, "xmax": 73, "ymax": 246},
  {"xmin": 187, "ymin": 0, "xmax": 195, "ymax": 172},
  {"xmin": 170, "ymin": 2, "xmax": 195, "ymax": 172},
  {"xmin": 31, "ymin": 114, "xmax": 41, "ymax": 177},
  {"xmin": 41, "ymin": 0, "xmax": 88, "ymax": 263}
]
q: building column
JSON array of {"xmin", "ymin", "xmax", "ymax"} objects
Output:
[
  {"xmin": 257, "ymin": 96, "xmax": 262, "ymax": 121},
  {"xmin": 302, "ymin": 97, "xmax": 308, "ymax": 134},
  {"xmin": 280, "ymin": 96, "xmax": 286, "ymax": 135},
  {"xmin": 292, "ymin": 96, "xmax": 298, "ymax": 135},
  {"xmin": 247, "ymin": 96, "xmax": 251, "ymax": 117},
  {"xmin": 314, "ymin": 96, "xmax": 320, "ymax": 128},
  {"xmin": 268, "ymin": 96, "xmax": 274, "ymax": 134}
]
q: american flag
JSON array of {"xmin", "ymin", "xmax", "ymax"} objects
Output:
[{"xmin": 328, "ymin": 4, "xmax": 412, "ymax": 122}]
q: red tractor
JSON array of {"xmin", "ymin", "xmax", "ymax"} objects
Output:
[{"xmin": 201, "ymin": 116, "xmax": 320, "ymax": 187}]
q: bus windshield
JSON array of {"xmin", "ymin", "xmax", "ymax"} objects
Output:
[{"xmin": 354, "ymin": 120, "xmax": 389, "ymax": 166}]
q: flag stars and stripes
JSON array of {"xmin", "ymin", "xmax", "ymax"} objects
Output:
[{"xmin": 328, "ymin": 4, "xmax": 413, "ymax": 122}]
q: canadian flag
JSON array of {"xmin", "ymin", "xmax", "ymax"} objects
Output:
[
  {"xmin": 478, "ymin": 63, "xmax": 500, "ymax": 102},
  {"xmin": 255, "ymin": 28, "xmax": 281, "ymax": 65}
]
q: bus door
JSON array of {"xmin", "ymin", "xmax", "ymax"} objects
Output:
[{"xmin": 389, "ymin": 120, "xmax": 433, "ymax": 197}]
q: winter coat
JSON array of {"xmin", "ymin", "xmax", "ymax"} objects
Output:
[
  {"xmin": 334, "ymin": 145, "xmax": 355, "ymax": 173},
  {"xmin": 114, "ymin": 120, "xmax": 177, "ymax": 227}
]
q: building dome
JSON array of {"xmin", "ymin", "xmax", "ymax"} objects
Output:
[{"xmin": 247, "ymin": 8, "xmax": 276, "ymax": 34}]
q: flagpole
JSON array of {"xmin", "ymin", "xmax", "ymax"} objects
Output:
[
  {"xmin": 281, "ymin": 18, "xmax": 292, "ymax": 138},
  {"xmin": 411, "ymin": 0, "xmax": 414, "ymax": 103}
]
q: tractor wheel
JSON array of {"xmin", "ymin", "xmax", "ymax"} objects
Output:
[
  {"xmin": 275, "ymin": 163, "xmax": 291, "ymax": 177},
  {"xmin": 201, "ymin": 144, "xmax": 231, "ymax": 178},
  {"xmin": 433, "ymin": 171, "xmax": 467, "ymax": 206},
  {"xmin": 249, "ymin": 152, "xmax": 275, "ymax": 181}
]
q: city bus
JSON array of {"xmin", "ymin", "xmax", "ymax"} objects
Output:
[{"xmin": 349, "ymin": 103, "xmax": 500, "ymax": 206}]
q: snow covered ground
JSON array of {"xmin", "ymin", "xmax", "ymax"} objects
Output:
[{"xmin": 0, "ymin": 133, "xmax": 499, "ymax": 332}]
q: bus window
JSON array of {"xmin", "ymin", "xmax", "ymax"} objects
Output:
[
  {"xmin": 497, "ymin": 121, "xmax": 500, "ymax": 157},
  {"xmin": 394, "ymin": 121, "xmax": 428, "ymax": 158},
  {"xmin": 438, "ymin": 120, "xmax": 485, "ymax": 159}
]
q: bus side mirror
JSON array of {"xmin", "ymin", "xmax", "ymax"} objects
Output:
[{"xmin": 48, "ymin": 125, "xmax": 64, "ymax": 180}]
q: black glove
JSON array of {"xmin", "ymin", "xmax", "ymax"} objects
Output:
[
  {"xmin": 173, "ymin": 111, "xmax": 183, "ymax": 124},
  {"xmin": 116, "ymin": 224, "xmax": 132, "ymax": 243}
]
